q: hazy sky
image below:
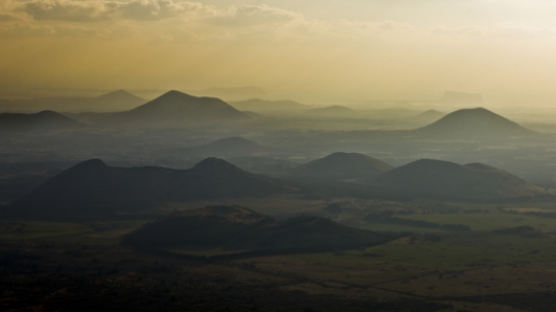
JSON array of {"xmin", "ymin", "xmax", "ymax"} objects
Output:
[{"xmin": 2, "ymin": 0, "xmax": 556, "ymax": 105}]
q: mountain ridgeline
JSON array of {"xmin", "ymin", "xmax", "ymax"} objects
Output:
[
  {"xmin": 7, "ymin": 158, "xmax": 288, "ymax": 219},
  {"xmin": 6, "ymin": 153, "xmax": 550, "ymax": 220}
]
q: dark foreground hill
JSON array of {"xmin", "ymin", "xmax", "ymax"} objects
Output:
[
  {"xmin": 374, "ymin": 159, "xmax": 546, "ymax": 201},
  {"xmin": 7, "ymin": 158, "xmax": 289, "ymax": 219},
  {"xmin": 295, "ymin": 152, "xmax": 393, "ymax": 181},
  {"xmin": 415, "ymin": 107, "xmax": 532, "ymax": 138},
  {"xmin": 0, "ymin": 110, "xmax": 81, "ymax": 132},
  {"xmin": 123, "ymin": 205, "xmax": 395, "ymax": 256}
]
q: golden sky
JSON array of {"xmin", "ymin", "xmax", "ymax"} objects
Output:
[{"xmin": 2, "ymin": 0, "xmax": 556, "ymax": 105}]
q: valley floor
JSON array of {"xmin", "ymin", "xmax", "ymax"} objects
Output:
[{"xmin": 3, "ymin": 200, "xmax": 556, "ymax": 311}]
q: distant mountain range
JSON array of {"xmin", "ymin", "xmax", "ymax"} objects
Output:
[
  {"xmin": 82, "ymin": 90, "xmax": 250, "ymax": 125},
  {"xmin": 307, "ymin": 105, "xmax": 355, "ymax": 115},
  {"xmin": 1, "ymin": 89, "xmax": 535, "ymax": 140},
  {"xmin": 123, "ymin": 205, "xmax": 395, "ymax": 256},
  {"xmin": 231, "ymin": 98, "xmax": 309, "ymax": 112},
  {"xmin": 7, "ymin": 158, "xmax": 289, "ymax": 219},
  {"xmin": 0, "ymin": 110, "xmax": 81, "ymax": 132},
  {"xmin": 0, "ymin": 90, "xmax": 144, "ymax": 113}
]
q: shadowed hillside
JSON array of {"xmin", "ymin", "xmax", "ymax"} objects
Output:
[
  {"xmin": 123, "ymin": 205, "xmax": 395, "ymax": 255},
  {"xmin": 7, "ymin": 158, "xmax": 289, "ymax": 219},
  {"xmin": 374, "ymin": 159, "xmax": 546, "ymax": 200}
]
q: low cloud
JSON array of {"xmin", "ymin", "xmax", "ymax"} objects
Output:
[
  {"xmin": 204, "ymin": 4, "xmax": 300, "ymax": 27},
  {"xmin": 116, "ymin": 0, "xmax": 205, "ymax": 21},
  {"xmin": 19, "ymin": 0, "xmax": 207, "ymax": 22},
  {"xmin": 23, "ymin": 0, "xmax": 109, "ymax": 21}
]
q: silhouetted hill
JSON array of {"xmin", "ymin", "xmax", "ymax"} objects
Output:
[
  {"xmin": 0, "ymin": 110, "xmax": 82, "ymax": 131},
  {"xmin": 123, "ymin": 205, "xmax": 395, "ymax": 255},
  {"xmin": 231, "ymin": 98, "xmax": 309, "ymax": 112},
  {"xmin": 374, "ymin": 159, "xmax": 545, "ymax": 200},
  {"xmin": 295, "ymin": 152, "xmax": 392, "ymax": 181},
  {"xmin": 93, "ymin": 90, "xmax": 144, "ymax": 110},
  {"xmin": 7, "ymin": 158, "xmax": 289, "ymax": 219},
  {"xmin": 122, "ymin": 90, "xmax": 249, "ymax": 123},
  {"xmin": 416, "ymin": 107, "xmax": 532, "ymax": 138}
]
